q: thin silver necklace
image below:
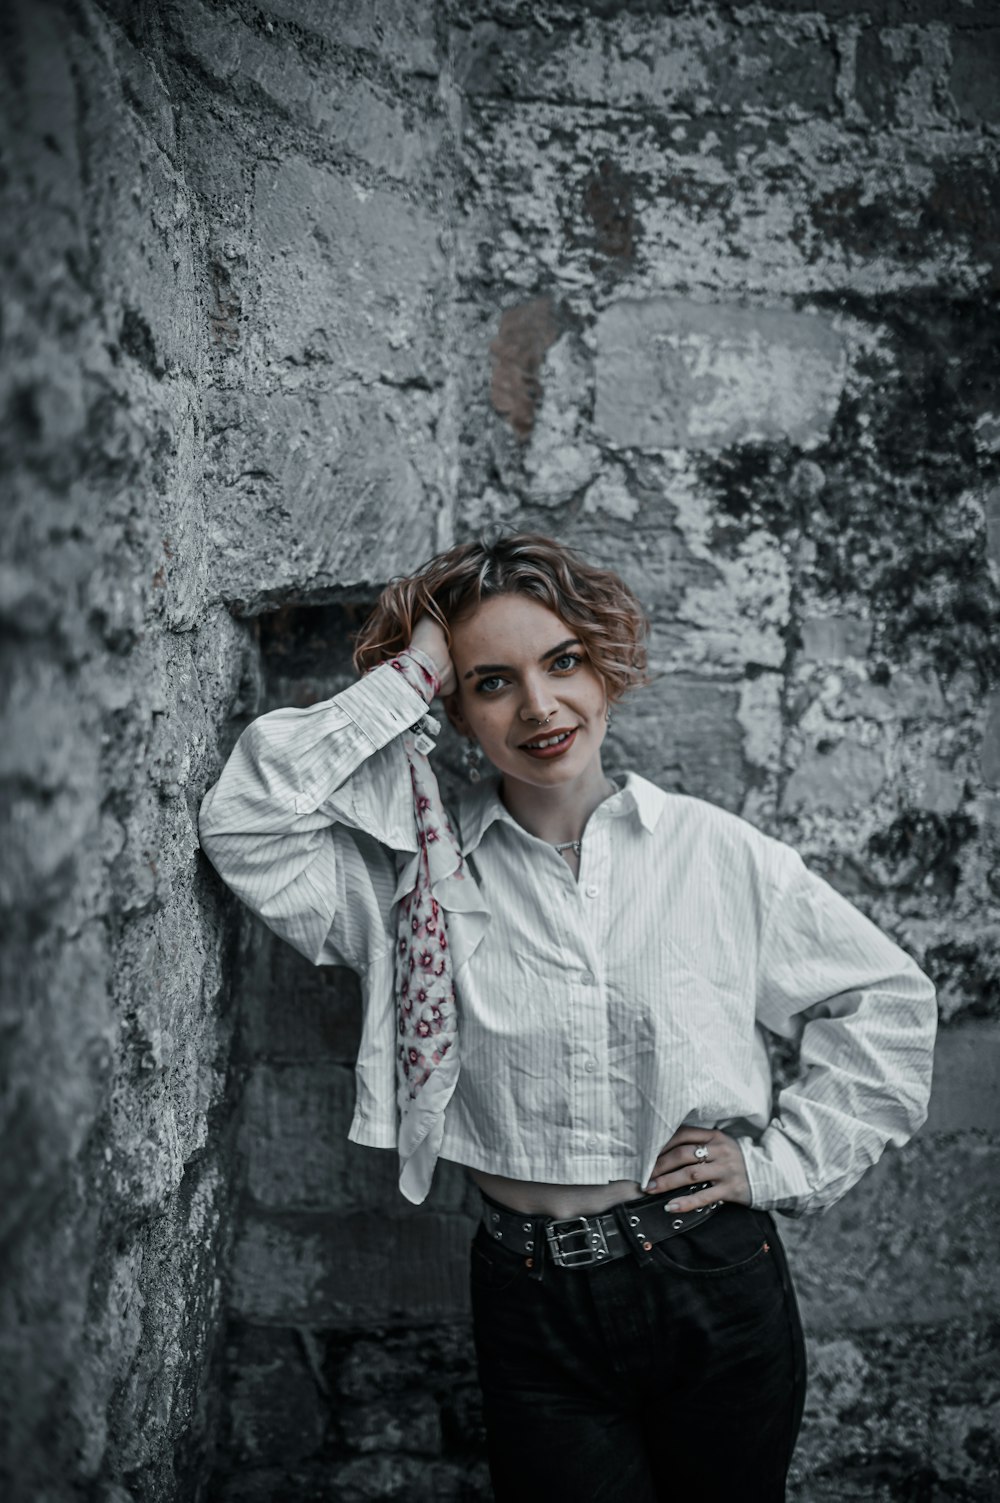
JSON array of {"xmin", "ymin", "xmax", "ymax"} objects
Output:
[{"xmin": 549, "ymin": 780, "xmax": 617, "ymax": 860}]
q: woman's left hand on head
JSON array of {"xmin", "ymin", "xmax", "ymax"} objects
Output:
[{"xmin": 644, "ymin": 1126, "xmax": 751, "ymax": 1211}]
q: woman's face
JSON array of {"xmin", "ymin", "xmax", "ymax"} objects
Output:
[{"xmin": 445, "ymin": 592, "xmax": 609, "ymax": 790}]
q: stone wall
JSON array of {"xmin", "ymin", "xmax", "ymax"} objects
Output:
[
  {"xmin": 1, "ymin": 1, "xmax": 997, "ymax": 1500},
  {"xmin": 1, "ymin": 0, "xmax": 458, "ymax": 1498},
  {"xmin": 446, "ymin": 5, "xmax": 1000, "ymax": 1497}
]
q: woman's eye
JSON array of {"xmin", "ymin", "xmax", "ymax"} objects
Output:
[
  {"xmin": 476, "ymin": 675, "xmax": 506, "ymax": 695},
  {"xmin": 552, "ymin": 653, "xmax": 583, "ymax": 672}
]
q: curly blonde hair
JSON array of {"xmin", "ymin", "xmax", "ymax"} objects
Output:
[{"xmin": 352, "ymin": 532, "xmax": 650, "ymax": 702}]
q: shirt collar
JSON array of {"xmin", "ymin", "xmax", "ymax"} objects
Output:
[{"xmin": 454, "ymin": 770, "xmax": 667, "ymax": 856}]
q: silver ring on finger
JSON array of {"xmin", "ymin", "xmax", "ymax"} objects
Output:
[{"xmin": 693, "ymin": 1144, "xmax": 709, "ymax": 1160}]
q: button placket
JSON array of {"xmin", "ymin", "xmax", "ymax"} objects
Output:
[{"xmin": 568, "ymin": 825, "xmax": 612, "ymax": 1165}]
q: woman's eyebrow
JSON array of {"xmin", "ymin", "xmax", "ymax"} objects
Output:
[{"xmin": 463, "ymin": 638, "xmax": 583, "ymax": 681}]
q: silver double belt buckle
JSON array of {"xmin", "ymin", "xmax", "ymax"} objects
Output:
[{"xmin": 545, "ymin": 1213, "xmax": 610, "ymax": 1268}]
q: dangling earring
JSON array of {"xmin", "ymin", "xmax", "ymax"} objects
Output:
[
  {"xmin": 464, "ymin": 738, "xmax": 484, "ymax": 783},
  {"xmin": 605, "ymin": 705, "xmax": 612, "ymax": 723}
]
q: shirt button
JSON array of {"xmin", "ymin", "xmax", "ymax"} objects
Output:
[
  {"xmin": 584, "ymin": 1059, "xmax": 597, "ymax": 1073},
  {"xmin": 581, "ymin": 971, "xmax": 596, "ymax": 986},
  {"xmin": 586, "ymin": 1137, "xmax": 598, "ymax": 1151},
  {"xmin": 585, "ymin": 884, "xmax": 599, "ymax": 898}
]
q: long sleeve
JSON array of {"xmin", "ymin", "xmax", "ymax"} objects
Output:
[
  {"xmin": 738, "ymin": 844, "xmax": 938, "ymax": 1218},
  {"xmin": 197, "ymin": 660, "xmax": 433, "ymax": 970}
]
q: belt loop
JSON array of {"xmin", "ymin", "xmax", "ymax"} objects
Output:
[{"xmin": 611, "ymin": 1202, "xmax": 654, "ymax": 1265}]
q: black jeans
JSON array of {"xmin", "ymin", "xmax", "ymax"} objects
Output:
[{"xmin": 470, "ymin": 1199, "xmax": 807, "ymax": 1503}]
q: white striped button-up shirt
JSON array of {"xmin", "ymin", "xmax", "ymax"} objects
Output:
[{"xmin": 197, "ymin": 661, "xmax": 938, "ymax": 1214}]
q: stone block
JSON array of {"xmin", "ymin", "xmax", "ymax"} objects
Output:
[
  {"xmin": 203, "ymin": 387, "xmax": 443, "ymax": 611},
  {"xmin": 172, "ymin": 2, "xmax": 442, "ymax": 179},
  {"xmin": 984, "ymin": 483, "xmax": 1000, "ymax": 565},
  {"xmin": 229, "ymin": 1210, "xmax": 477, "ymax": 1325},
  {"xmin": 342, "ymin": 1393, "xmax": 442, "ymax": 1456},
  {"xmin": 241, "ymin": 1063, "xmax": 357, "ymax": 1210},
  {"xmin": 240, "ymin": 946, "xmax": 364, "ymax": 1065},
  {"xmin": 983, "ymin": 692, "xmax": 1000, "ymax": 788},
  {"xmin": 220, "ymin": 1324, "xmax": 328, "ymax": 1466},
  {"xmin": 780, "ymin": 737, "xmax": 886, "ymax": 815},
  {"xmin": 606, "ymin": 674, "xmax": 747, "ymax": 813},
  {"xmin": 778, "ymin": 1136, "xmax": 1000, "ymax": 1332},
  {"xmin": 466, "ymin": 79, "xmax": 998, "ymax": 298},
  {"xmin": 240, "ymin": 1050, "xmax": 474, "ymax": 1209},
  {"xmin": 522, "ymin": 334, "xmax": 600, "ymax": 500},
  {"xmin": 488, "ymin": 296, "xmax": 560, "ymax": 442},
  {"xmin": 594, "ymin": 300, "xmax": 846, "ymax": 452},
  {"xmin": 455, "ymin": 12, "xmax": 836, "ymax": 116},
  {"xmin": 258, "ymin": 0, "xmax": 439, "ymax": 76},
  {"xmin": 949, "ymin": 28, "xmax": 1000, "ymax": 124},
  {"xmin": 854, "ymin": 25, "xmax": 947, "ymax": 129},
  {"xmin": 923, "ymin": 1021, "xmax": 1000, "ymax": 1134},
  {"xmin": 800, "ymin": 617, "xmax": 872, "ymax": 662},
  {"xmin": 825, "ymin": 670, "xmax": 945, "ymax": 724},
  {"xmin": 75, "ymin": 46, "xmax": 197, "ymax": 380},
  {"xmin": 336, "ymin": 1329, "xmax": 472, "ymax": 1404},
  {"xmin": 251, "ymin": 155, "xmax": 446, "ymax": 383}
]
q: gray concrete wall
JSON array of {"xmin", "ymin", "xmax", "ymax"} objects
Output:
[{"xmin": 1, "ymin": 2, "xmax": 998, "ymax": 1500}]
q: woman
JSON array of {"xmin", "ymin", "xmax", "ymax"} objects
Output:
[{"xmin": 198, "ymin": 531, "xmax": 937, "ymax": 1502}]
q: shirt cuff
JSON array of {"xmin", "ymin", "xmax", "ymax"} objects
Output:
[
  {"xmin": 337, "ymin": 660, "xmax": 433, "ymax": 749},
  {"xmin": 348, "ymin": 1110, "xmax": 398, "ymax": 1150},
  {"xmin": 735, "ymin": 1129, "xmax": 815, "ymax": 1217}
]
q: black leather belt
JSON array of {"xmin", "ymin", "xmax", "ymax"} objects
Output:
[{"xmin": 479, "ymin": 1182, "xmax": 722, "ymax": 1269}]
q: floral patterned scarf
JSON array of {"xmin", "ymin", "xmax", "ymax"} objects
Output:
[{"xmin": 383, "ymin": 647, "xmax": 468, "ymax": 1203}]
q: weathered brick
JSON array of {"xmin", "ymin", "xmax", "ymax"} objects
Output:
[
  {"xmin": 203, "ymin": 389, "xmax": 443, "ymax": 610},
  {"xmin": 949, "ymin": 28, "xmax": 1000, "ymax": 124},
  {"xmin": 470, "ymin": 101, "xmax": 997, "ymax": 297},
  {"xmin": 489, "ymin": 296, "xmax": 560, "ymax": 441},
  {"xmin": 251, "ymin": 156, "xmax": 447, "ymax": 382},
  {"xmin": 923, "ymin": 1021, "xmax": 1000, "ymax": 1134},
  {"xmin": 171, "ymin": 1, "xmax": 443, "ymax": 179},
  {"xmin": 229, "ymin": 1210, "xmax": 478, "ymax": 1325},
  {"xmin": 854, "ymin": 25, "xmax": 950, "ymax": 129},
  {"xmin": 780, "ymin": 737, "xmax": 886, "ymax": 815},
  {"xmin": 241, "ymin": 1063, "xmax": 357, "ymax": 1210},
  {"xmin": 342, "ymin": 1393, "xmax": 442, "ymax": 1456},
  {"xmin": 240, "ymin": 943, "xmax": 364, "ymax": 1065},
  {"xmin": 456, "ymin": 12, "xmax": 836, "ymax": 116},
  {"xmin": 220, "ymin": 1325, "xmax": 329, "ymax": 1466},
  {"xmin": 594, "ymin": 300, "xmax": 847, "ymax": 451},
  {"xmin": 800, "ymin": 617, "xmax": 873, "ymax": 662},
  {"xmin": 608, "ymin": 674, "xmax": 747, "ymax": 813}
]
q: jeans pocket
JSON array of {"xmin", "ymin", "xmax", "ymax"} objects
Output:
[{"xmin": 650, "ymin": 1204, "xmax": 774, "ymax": 1278}]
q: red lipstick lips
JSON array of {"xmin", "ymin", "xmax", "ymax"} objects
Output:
[{"xmin": 519, "ymin": 727, "xmax": 579, "ymax": 759}]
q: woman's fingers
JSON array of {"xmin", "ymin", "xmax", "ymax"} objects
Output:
[{"xmin": 644, "ymin": 1127, "xmax": 751, "ymax": 1210}]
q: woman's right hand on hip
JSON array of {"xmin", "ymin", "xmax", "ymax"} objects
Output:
[{"xmin": 409, "ymin": 615, "xmax": 457, "ymax": 697}]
